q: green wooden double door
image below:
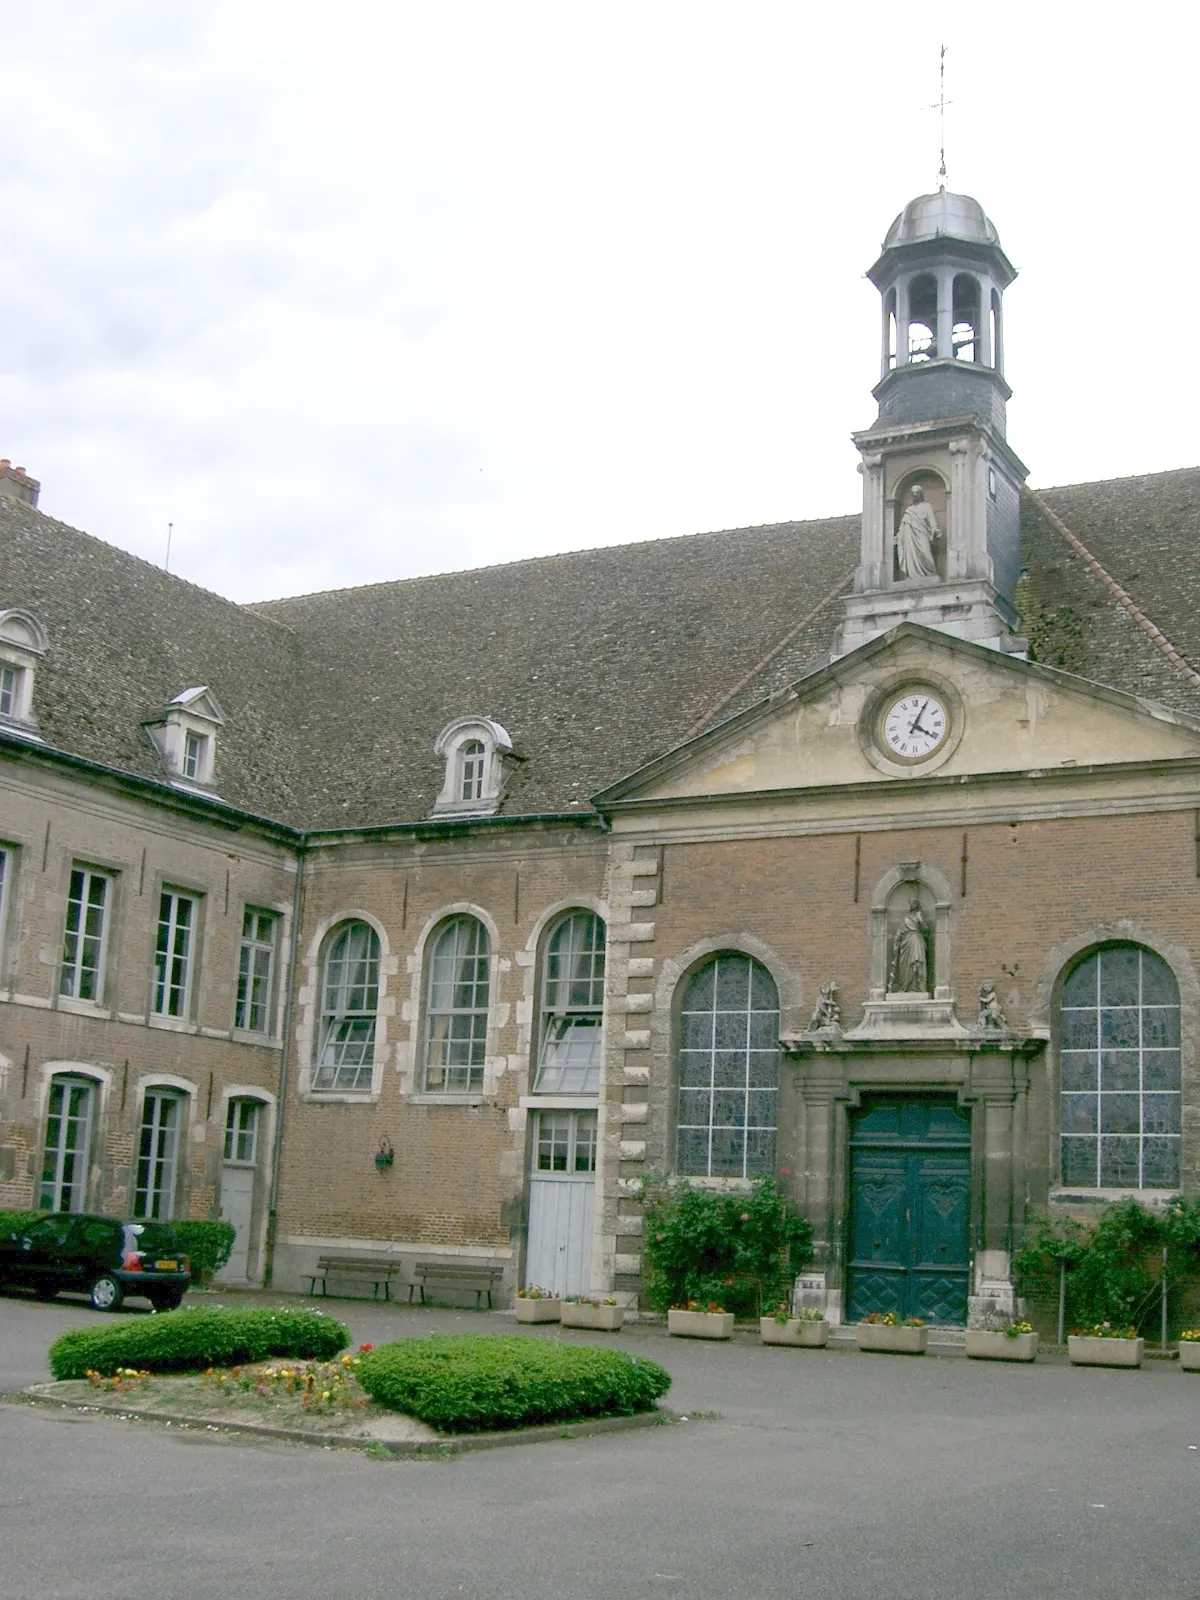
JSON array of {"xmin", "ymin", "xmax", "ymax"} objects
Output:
[{"xmin": 846, "ymin": 1097, "xmax": 972, "ymax": 1326}]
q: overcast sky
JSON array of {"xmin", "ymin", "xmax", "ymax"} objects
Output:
[{"xmin": 0, "ymin": 3, "xmax": 1195, "ymax": 603}]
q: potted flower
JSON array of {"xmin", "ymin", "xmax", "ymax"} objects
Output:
[
  {"xmin": 514, "ymin": 1285, "xmax": 562, "ymax": 1323},
  {"xmin": 1178, "ymin": 1328, "xmax": 1200, "ymax": 1372},
  {"xmin": 560, "ymin": 1295, "xmax": 625, "ymax": 1332},
  {"xmin": 760, "ymin": 1302, "xmax": 830, "ymax": 1348},
  {"xmin": 1067, "ymin": 1321, "xmax": 1144, "ymax": 1368},
  {"xmin": 668, "ymin": 1299, "xmax": 735, "ymax": 1340},
  {"xmin": 855, "ymin": 1311, "xmax": 927, "ymax": 1355},
  {"xmin": 964, "ymin": 1318, "xmax": 1039, "ymax": 1363}
]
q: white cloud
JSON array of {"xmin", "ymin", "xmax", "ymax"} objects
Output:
[{"xmin": 0, "ymin": 1, "xmax": 1196, "ymax": 601}]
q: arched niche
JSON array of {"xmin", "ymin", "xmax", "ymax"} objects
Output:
[
  {"xmin": 891, "ymin": 468, "xmax": 948, "ymax": 582},
  {"xmin": 868, "ymin": 862, "xmax": 954, "ymax": 1002}
]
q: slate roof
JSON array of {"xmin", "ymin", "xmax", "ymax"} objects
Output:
[{"xmin": 2, "ymin": 465, "xmax": 1200, "ymax": 830}]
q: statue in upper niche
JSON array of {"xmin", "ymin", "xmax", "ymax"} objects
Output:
[
  {"xmin": 889, "ymin": 900, "xmax": 930, "ymax": 994},
  {"xmin": 895, "ymin": 484, "xmax": 941, "ymax": 579}
]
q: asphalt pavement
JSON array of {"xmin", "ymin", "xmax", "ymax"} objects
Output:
[{"xmin": 2, "ymin": 1287, "xmax": 1198, "ymax": 1600}]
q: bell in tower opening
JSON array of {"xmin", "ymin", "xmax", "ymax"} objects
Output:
[{"xmin": 832, "ymin": 189, "xmax": 1029, "ymax": 660}]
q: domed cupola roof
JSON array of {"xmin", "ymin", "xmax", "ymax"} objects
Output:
[{"xmin": 882, "ymin": 189, "xmax": 1001, "ymax": 251}]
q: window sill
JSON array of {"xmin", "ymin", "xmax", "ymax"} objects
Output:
[
  {"xmin": 409, "ymin": 1092, "xmax": 491, "ymax": 1107},
  {"xmin": 148, "ymin": 1014, "xmax": 199, "ymax": 1035},
  {"xmin": 1050, "ymin": 1186, "xmax": 1181, "ymax": 1206},
  {"xmin": 519, "ymin": 1094, "xmax": 599, "ymax": 1110},
  {"xmin": 231, "ymin": 1028, "xmax": 282, "ymax": 1049},
  {"xmin": 303, "ymin": 1090, "xmax": 379, "ymax": 1105},
  {"xmin": 55, "ymin": 995, "xmax": 112, "ymax": 1019}
]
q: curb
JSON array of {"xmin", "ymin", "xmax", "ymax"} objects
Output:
[{"xmin": 6, "ymin": 1386, "xmax": 677, "ymax": 1457}]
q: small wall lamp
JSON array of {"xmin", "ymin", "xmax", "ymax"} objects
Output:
[{"xmin": 374, "ymin": 1137, "xmax": 395, "ymax": 1174}]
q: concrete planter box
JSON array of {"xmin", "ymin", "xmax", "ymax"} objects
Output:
[
  {"xmin": 668, "ymin": 1309, "xmax": 734, "ymax": 1340},
  {"xmin": 759, "ymin": 1317, "xmax": 830, "ymax": 1347},
  {"xmin": 1068, "ymin": 1335, "xmax": 1144, "ymax": 1368},
  {"xmin": 1178, "ymin": 1342, "xmax": 1200, "ymax": 1371},
  {"xmin": 560, "ymin": 1301, "xmax": 624, "ymax": 1331},
  {"xmin": 856, "ymin": 1322, "xmax": 928, "ymax": 1355},
  {"xmin": 515, "ymin": 1297, "xmax": 562, "ymax": 1323},
  {"xmin": 965, "ymin": 1329, "xmax": 1039, "ymax": 1362}
]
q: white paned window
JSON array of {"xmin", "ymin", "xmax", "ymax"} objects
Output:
[
  {"xmin": 235, "ymin": 908, "xmax": 277, "ymax": 1033},
  {"xmin": 39, "ymin": 1075, "xmax": 95, "ymax": 1212},
  {"xmin": 459, "ymin": 740, "xmax": 486, "ymax": 801},
  {"xmin": 135, "ymin": 1091, "xmax": 182, "ymax": 1218},
  {"xmin": 60, "ymin": 867, "xmax": 111, "ymax": 1003},
  {"xmin": 534, "ymin": 911, "xmax": 606, "ymax": 1093},
  {"xmin": 422, "ymin": 916, "xmax": 490, "ymax": 1092},
  {"xmin": 676, "ymin": 953, "xmax": 779, "ymax": 1179},
  {"xmin": 224, "ymin": 1098, "xmax": 261, "ymax": 1163},
  {"xmin": 1060, "ymin": 945, "xmax": 1181, "ymax": 1189},
  {"xmin": 182, "ymin": 730, "xmax": 206, "ymax": 781},
  {"xmin": 534, "ymin": 1108, "xmax": 598, "ymax": 1172},
  {"xmin": 313, "ymin": 921, "xmax": 380, "ymax": 1091},
  {"xmin": 153, "ymin": 891, "xmax": 197, "ymax": 1018},
  {"xmin": 0, "ymin": 663, "xmax": 17, "ymax": 717}
]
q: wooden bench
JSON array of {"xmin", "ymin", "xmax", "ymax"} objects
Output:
[
  {"xmin": 307, "ymin": 1254, "xmax": 400, "ymax": 1301},
  {"xmin": 409, "ymin": 1260, "xmax": 505, "ymax": 1309}
]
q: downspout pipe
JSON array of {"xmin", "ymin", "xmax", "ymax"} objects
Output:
[{"xmin": 263, "ymin": 837, "xmax": 306, "ymax": 1286}]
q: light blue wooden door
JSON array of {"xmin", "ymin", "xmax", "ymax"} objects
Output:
[{"xmin": 525, "ymin": 1110, "xmax": 596, "ymax": 1297}]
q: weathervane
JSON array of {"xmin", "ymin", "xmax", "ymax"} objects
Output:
[{"xmin": 931, "ymin": 43, "xmax": 951, "ymax": 190}]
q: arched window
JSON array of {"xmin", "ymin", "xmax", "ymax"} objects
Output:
[
  {"xmin": 423, "ymin": 915, "xmax": 490, "ymax": 1092},
  {"xmin": 39, "ymin": 1073, "xmax": 96, "ymax": 1212},
  {"xmin": 534, "ymin": 911, "xmax": 606, "ymax": 1093},
  {"xmin": 313, "ymin": 921, "xmax": 381, "ymax": 1091},
  {"xmin": 1060, "ymin": 945, "xmax": 1181, "ymax": 1189},
  {"xmin": 906, "ymin": 272, "xmax": 937, "ymax": 362},
  {"xmin": 459, "ymin": 740, "xmax": 486, "ymax": 801},
  {"xmin": 676, "ymin": 953, "xmax": 779, "ymax": 1178}
]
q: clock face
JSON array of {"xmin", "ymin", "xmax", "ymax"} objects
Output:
[{"xmin": 880, "ymin": 691, "xmax": 950, "ymax": 761}]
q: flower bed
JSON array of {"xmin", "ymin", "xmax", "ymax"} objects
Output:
[
  {"xmin": 1067, "ymin": 1323, "xmax": 1144, "ymax": 1368},
  {"xmin": 965, "ymin": 1320, "xmax": 1039, "ymax": 1362},
  {"xmin": 856, "ymin": 1313, "xmax": 927, "ymax": 1355},
  {"xmin": 667, "ymin": 1301, "xmax": 734, "ymax": 1340},
  {"xmin": 514, "ymin": 1286, "xmax": 562, "ymax": 1323},
  {"xmin": 356, "ymin": 1334, "xmax": 670, "ymax": 1432},
  {"xmin": 760, "ymin": 1304, "xmax": 828, "ymax": 1347},
  {"xmin": 48, "ymin": 1305, "xmax": 350, "ymax": 1380},
  {"xmin": 561, "ymin": 1297, "xmax": 624, "ymax": 1331},
  {"xmin": 1180, "ymin": 1330, "xmax": 1200, "ymax": 1371}
]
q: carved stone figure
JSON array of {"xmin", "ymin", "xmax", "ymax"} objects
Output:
[
  {"xmin": 895, "ymin": 484, "xmax": 940, "ymax": 579},
  {"xmin": 977, "ymin": 979, "xmax": 1007, "ymax": 1030},
  {"xmin": 809, "ymin": 981, "xmax": 841, "ymax": 1031},
  {"xmin": 888, "ymin": 901, "xmax": 929, "ymax": 993}
]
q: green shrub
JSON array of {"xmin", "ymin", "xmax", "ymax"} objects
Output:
[
  {"xmin": 639, "ymin": 1174, "xmax": 813, "ymax": 1317},
  {"xmin": 48, "ymin": 1305, "xmax": 350, "ymax": 1380},
  {"xmin": 0, "ymin": 1210, "xmax": 45, "ymax": 1237},
  {"xmin": 357, "ymin": 1334, "xmax": 671, "ymax": 1433},
  {"xmin": 169, "ymin": 1220, "xmax": 236, "ymax": 1284}
]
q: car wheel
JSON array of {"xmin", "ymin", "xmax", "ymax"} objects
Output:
[
  {"xmin": 150, "ymin": 1291, "xmax": 184, "ymax": 1312},
  {"xmin": 89, "ymin": 1274, "xmax": 124, "ymax": 1312}
]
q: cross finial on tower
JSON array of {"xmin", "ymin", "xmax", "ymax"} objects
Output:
[{"xmin": 932, "ymin": 43, "xmax": 950, "ymax": 190}]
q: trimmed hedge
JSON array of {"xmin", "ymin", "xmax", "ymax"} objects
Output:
[
  {"xmin": 357, "ymin": 1334, "xmax": 671, "ymax": 1433},
  {"xmin": 169, "ymin": 1221, "xmax": 236, "ymax": 1284},
  {"xmin": 0, "ymin": 1210, "xmax": 45, "ymax": 1237},
  {"xmin": 49, "ymin": 1306, "xmax": 350, "ymax": 1380}
]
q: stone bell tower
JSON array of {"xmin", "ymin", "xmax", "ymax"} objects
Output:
[{"xmin": 832, "ymin": 190, "xmax": 1029, "ymax": 658}]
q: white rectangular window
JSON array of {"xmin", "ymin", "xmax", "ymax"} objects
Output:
[
  {"xmin": 235, "ymin": 908, "xmax": 277, "ymax": 1033},
  {"xmin": 534, "ymin": 1109, "xmax": 598, "ymax": 1173},
  {"xmin": 39, "ymin": 1075, "xmax": 95, "ymax": 1212},
  {"xmin": 60, "ymin": 867, "xmax": 112, "ymax": 1002},
  {"xmin": 0, "ymin": 664, "xmax": 17, "ymax": 717},
  {"xmin": 0, "ymin": 847, "xmax": 10, "ymax": 966},
  {"xmin": 224, "ymin": 1098, "xmax": 261, "ymax": 1164},
  {"xmin": 136, "ymin": 1091, "xmax": 182, "ymax": 1218},
  {"xmin": 182, "ymin": 730, "xmax": 206, "ymax": 780},
  {"xmin": 154, "ymin": 890, "xmax": 197, "ymax": 1018}
]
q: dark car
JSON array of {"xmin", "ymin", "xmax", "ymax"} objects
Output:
[{"xmin": 0, "ymin": 1213, "xmax": 190, "ymax": 1312}]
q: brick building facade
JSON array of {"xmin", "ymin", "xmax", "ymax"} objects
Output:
[{"xmin": 2, "ymin": 188, "xmax": 1199, "ymax": 1322}]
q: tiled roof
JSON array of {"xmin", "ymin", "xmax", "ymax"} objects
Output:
[{"xmin": 3, "ymin": 465, "xmax": 1199, "ymax": 829}]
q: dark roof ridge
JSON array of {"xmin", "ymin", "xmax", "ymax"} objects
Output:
[{"xmin": 252, "ymin": 508, "xmax": 861, "ymax": 612}]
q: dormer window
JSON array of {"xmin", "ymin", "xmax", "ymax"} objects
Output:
[
  {"xmin": 459, "ymin": 740, "xmax": 486, "ymax": 801},
  {"xmin": 432, "ymin": 716, "xmax": 518, "ymax": 817},
  {"xmin": 144, "ymin": 686, "xmax": 225, "ymax": 792},
  {"xmin": 0, "ymin": 607, "xmax": 48, "ymax": 739}
]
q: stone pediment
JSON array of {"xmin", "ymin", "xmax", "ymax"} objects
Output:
[{"xmin": 596, "ymin": 624, "xmax": 1200, "ymax": 808}]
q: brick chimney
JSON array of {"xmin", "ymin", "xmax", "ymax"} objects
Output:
[{"xmin": 0, "ymin": 460, "xmax": 40, "ymax": 508}]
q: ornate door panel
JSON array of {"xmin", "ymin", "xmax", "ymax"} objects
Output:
[{"xmin": 846, "ymin": 1097, "xmax": 971, "ymax": 1325}]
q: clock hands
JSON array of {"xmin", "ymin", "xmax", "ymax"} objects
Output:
[{"xmin": 907, "ymin": 699, "xmax": 934, "ymax": 739}]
